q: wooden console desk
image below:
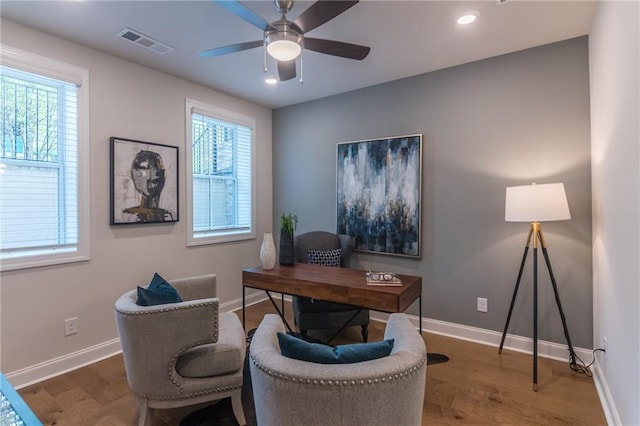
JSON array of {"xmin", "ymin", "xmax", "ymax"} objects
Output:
[{"xmin": 242, "ymin": 263, "xmax": 423, "ymax": 336}]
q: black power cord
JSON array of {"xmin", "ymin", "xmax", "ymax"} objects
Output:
[{"xmin": 568, "ymin": 348, "xmax": 606, "ymax": 377}]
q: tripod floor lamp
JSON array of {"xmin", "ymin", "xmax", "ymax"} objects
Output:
[{"xmin": 499, "ymin": 182, "xmax": 579, "ymax": 391}]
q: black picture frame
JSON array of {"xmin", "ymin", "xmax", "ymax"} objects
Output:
[
  {"xmin": 110, "ymin": 137, "xmax": 179, "ymax": 225},
  {"xmin": 337, "ymin": 134, "xmax": 422, "ymax": 258}
]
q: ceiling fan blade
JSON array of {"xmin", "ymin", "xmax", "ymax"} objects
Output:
[
  {"xmin": 214, "ymin": 0, "xmax": 275, "ymax": 31},
  {"xmin": 199, "ymin": 40, "xmax": 263, "ymax": 58},
  {"xmin": 291, "ymin": 1, "xmax": 359, "ymax": 34},
  {"xmin": 304, "ymin": 38, "xmax": 370, "ymax": 60},
  {"xmin": 278, "ymin": 60, "xmax": 297, "ymax": 81}
]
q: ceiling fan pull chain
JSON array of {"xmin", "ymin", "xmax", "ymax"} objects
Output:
[
  {"xmin": 263, "ymin": 38, "xmax": 268, "ymax": 73},
  {"xmin": 299, "ymin": 49, "xmax": 304, "ymax": 84}
]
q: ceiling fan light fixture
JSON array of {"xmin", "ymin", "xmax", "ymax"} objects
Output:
[
  {"xmin": 266, "ymin": 31, "xmax": 302, "ymax": 61},
  {"xmin": 204, "ymin": 0, "xmax": 370, "ymax": 82}
]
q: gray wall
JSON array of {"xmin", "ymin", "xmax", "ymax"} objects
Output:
[{"xmin": 273, "ymin": 37, "xmax": 592, "ymax": 348}]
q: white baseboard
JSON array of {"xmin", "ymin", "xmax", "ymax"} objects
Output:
[
  {"xmin": 367, "ymin": 310, "xmax": 593, "ymax": 363},
  {"xmin": 219, "ymin": 288, "xmax": 268, "ymax": 313},
  {"xmin": 5, "ymin": 289, "xmax": 614, "ymax": 426},
  {"xmin": 592, "ymin": 360, "xmax": 620, "ymax": 426},
  {"xmin": 6, "ymin": 290, "xmax": 266, "ymax": 390},
  {"xmin": 6, "ymin": 338, "xmax": 122, "ymax": 389},
  {"xmin": 403, "ymin": 312, "xmax": 594, "ymax": 364}
]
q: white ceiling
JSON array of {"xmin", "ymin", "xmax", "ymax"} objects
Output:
[{"xmin": 1, "ymin": 0, "xmax": 597, "ymax": 109}]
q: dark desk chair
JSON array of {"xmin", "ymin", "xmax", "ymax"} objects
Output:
[{"xmin": 293, "ymin": 231, "xmax": 370, "ymax": 342}]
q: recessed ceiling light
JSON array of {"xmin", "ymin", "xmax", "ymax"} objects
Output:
[
  {"xmin": 457, "ymin": 12, "xmax": 478, "ymax": 25},
  {"xmin": 265, "ymin": 77, "xmax": 278, "ymax": 85}
]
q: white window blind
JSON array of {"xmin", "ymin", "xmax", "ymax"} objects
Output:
[
  {"xmin": 186, "ymin": 100, "xmax": 255, "ymax": 245},
  {"xmin": 0, "ymin": 47, "xmax": 89, "ymax": 270}
]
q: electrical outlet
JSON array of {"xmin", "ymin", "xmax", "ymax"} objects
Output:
[
  {"xmin": 477, "ymin": 297, "xmax": 488, "ymax": 313},
  {"xmin": 64, "ymin": 317, "xmax": 78, "ymax": 336}
]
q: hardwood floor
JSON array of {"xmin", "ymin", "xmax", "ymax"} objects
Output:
[{"xmin": 18, "ymin": 300, "xmax": 606, "ymax": 425}]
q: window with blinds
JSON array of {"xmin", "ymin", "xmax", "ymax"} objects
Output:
[
  {"xmin": 0, "ymin": 47, "xmax": 89, "ymax": 271},
  {"xmin": 186, "ymin": 99, "xmax": 255, "ymax": 245}
]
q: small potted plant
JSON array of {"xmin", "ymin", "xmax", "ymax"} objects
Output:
[{"xmin": 279, "ymin": 213, "xmax": 297, "ymax": 265}]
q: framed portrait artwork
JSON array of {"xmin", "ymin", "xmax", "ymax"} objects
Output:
[
  {"xmin": 337, "ymin": 134, "xmax": 422, "ymax": 258},
  {"xmin": 110, "ymin": 137, "xmax": 179, "ymax": 225}
]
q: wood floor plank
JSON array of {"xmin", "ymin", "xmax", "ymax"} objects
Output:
[
  {"xmin": 18, "ymin": 386, "xmax": 63, "ymax": 424},
  {"xmin": 18, "ymin": 300, "xmax": 606, "ymax": 425}
]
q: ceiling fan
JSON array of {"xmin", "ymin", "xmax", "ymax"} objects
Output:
[{"xmin": 199, "ymin": 0, "xmax": 371, "ymax": 82}]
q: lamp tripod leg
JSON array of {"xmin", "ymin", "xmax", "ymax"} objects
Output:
[
  {"xmin": 533, "ymin": 246, "xmax": 538, "ymax": 391},
  {"xmin": 499, "ymin": 228, "xmax": 533, "ymax": 354},
  {"xmin": 538, "ymin": 230, "xmax": 578, "ymax": 367},
  {"xmin": 501, "ymin": 223, "xmax": 578, "ymax": 391}
]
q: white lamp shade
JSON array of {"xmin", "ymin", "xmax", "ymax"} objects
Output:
[{"xmin": 505, "ymin": 182, "xmax": 571, "ymax": 222}]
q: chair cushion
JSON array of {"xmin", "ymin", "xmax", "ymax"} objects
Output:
[
  {"xmin": 175, "ymin": 312, "xmax": 245, "ymax": 378},
  {"xmin": 306, "ymin": 248, "xmax": 342, "ymax": 267},
  {"xmin": 277, "ymin": 332, "xmax": 394, "ymax": 364},
  {"xmin": 136, "ymin": 273, "xmax": 183, "ymax": 306}
]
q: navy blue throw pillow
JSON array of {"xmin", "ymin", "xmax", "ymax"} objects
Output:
[
  {"xmin": 136, "ymin": 273, "xmax": 183, "ymax": 306},
  {"xmin": 277, "ymin": 332, "xmax": 394, "ymax": 364}
]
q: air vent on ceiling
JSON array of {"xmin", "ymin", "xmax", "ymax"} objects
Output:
[{"xmin": 117, "ymin": 28, "xmax": 174, "ymax": 55}]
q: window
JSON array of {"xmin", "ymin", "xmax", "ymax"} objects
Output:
[
  {"xmin": 186, "ymin": 99, "xmax": 255, "ymax": 245},
  {"xmin": 0, "ymin": 46, "xmax": 89, "ymax": 270}
]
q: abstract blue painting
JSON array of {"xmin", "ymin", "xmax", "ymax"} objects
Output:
[{"xmin": 337, "ymin": 134, "xmax": 422, "ymax": 257}]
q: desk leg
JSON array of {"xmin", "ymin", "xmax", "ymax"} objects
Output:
[
  {"xmin": 419, "ymin": 294, "xmax": 423, "ymax": 335},
  {"xmin": 266, "ymin": 291, "xmax": 294, "ymax": 333}
]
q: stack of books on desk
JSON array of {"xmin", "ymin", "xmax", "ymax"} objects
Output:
[{"xmin": 366, "ymin": 271, "xmax": 402, "ymax": 286}]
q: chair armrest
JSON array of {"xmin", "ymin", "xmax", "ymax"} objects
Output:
[
  {"xmin": 170, "ymin": 274, "xmax": 217, "ymax": 301},
  {"xmin": 114, "ymin": 289, "xmax": 219, "ymax": 399},
  {"xmin": 384, "ymin": 313, "xmax": 427, "ymax": 357},
  {"xmin": 249, "ymin": 314, "xmax": 287, "ymax": 356}
]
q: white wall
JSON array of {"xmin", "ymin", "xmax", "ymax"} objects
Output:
[
  {"xmin": 589, "ymin": 1, "xmax": 640, "ymax": 425},
  {"xmin": 0, "ymin": 20, "xmax": 272, "ymax": 384}
]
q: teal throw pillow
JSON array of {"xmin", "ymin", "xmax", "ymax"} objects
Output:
[
  {"xmin": 277, "ymin": 332, "xmax": 394, "ymax": 364},
  {"xmin": 306, "ymin": 248, "xmax": 342, "ymax": 267},
  {"xmin": 136, "ymin": 273, "xmax": 183, "ymax": 306}
]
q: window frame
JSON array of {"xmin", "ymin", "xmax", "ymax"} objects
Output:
[
  {"xmin": 0, "ymin": 45, "xmax": 90, "ymax": 271},
  {"xmin": 185, "ymin": 98, "xmax": 256, "ymax": 246}
]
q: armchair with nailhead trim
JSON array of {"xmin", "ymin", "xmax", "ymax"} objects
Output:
[
  {"xmin": 249, "ymin": 313, "xmax": 427, "ymax": 426},
  {"xmin": 114, "ymin": 274, "xmax": 246, "ymax": 426}
]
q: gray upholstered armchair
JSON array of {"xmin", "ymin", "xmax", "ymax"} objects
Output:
[
  {"xmin": 250, "ymin": 313, "xmax": 427, "ymax": 426},
  {"xmin": 114, "ymin": 274, "xmax": 246, "ymax": 426},
  {"xmin": 293, "ymin": 231, "xmax": 370, "ymax": 342}
]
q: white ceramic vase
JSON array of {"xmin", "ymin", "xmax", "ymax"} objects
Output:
[{"xmin": 259, "ymin": 232, "xmax": 277, "ymax": 270}]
